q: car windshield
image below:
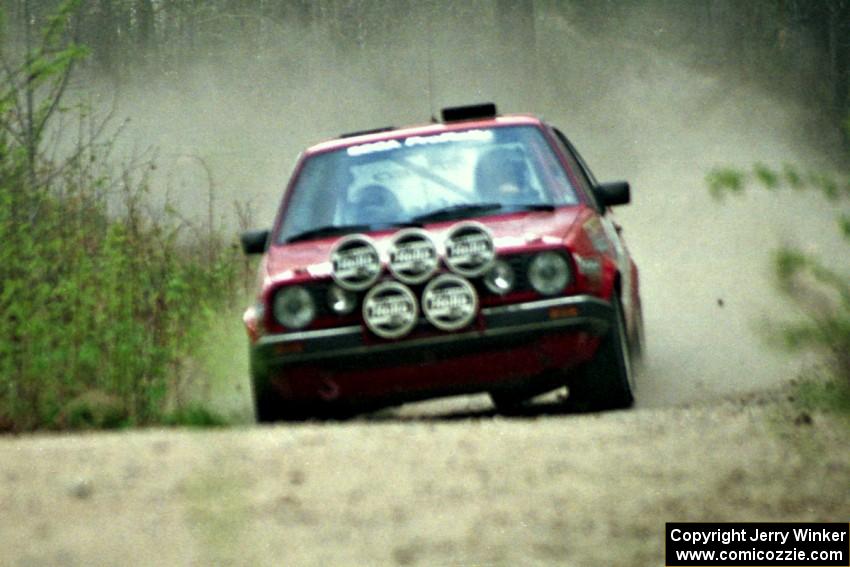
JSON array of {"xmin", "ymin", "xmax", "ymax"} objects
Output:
[{"xmin": 276, "ymin": 125, "xmax": 579, "ymax": 243}]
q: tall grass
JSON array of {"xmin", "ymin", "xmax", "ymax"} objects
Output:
[
  {"xmin": 0, "ymin": 135, "xmax": 244, "ymax": 430},
  {"xmin": 0, "ymin": 2, "xmax": 244, "ymax": 430}
]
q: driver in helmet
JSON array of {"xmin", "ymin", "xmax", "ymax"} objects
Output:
[
  {"xmin": 474, "ymin": 148, "xmax": 538, "ymax": 205},
  {"xmin": 351, "ymin": 183, "xmax": 402, "ymax": 225}
]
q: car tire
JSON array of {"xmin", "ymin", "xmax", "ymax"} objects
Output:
[
  {"xmin": 489, "ymin": 391, "xmax": 529, "ymax": 414},
  {"xmin": 631, "ymin": 299, "xmax": 646, "ymax": 366},
  {"xmin": 565, "ymin": 293, "xmax": 635, "ymax": 411},
  {"xmin": 249, "ymin": 355, "xmax": 278, "ymax": 422},
  {"xmin": 253, "ymin": 382, "xmax": 355, "ymax": 422},
  {"xmin": 253, "ymin": 384, "xmax": 281, "ymax": 423}
]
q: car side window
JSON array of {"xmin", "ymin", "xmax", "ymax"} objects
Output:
[{"xmin": 551, "ymin": 127, "xmax": 603, "ymax": 213}]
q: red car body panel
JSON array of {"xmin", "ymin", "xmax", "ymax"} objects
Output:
[{"xmin": 270, "ymin": 333, "xmax": 599, "ymax": 405}]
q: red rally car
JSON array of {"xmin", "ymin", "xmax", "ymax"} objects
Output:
[{"xmin": 240, "ymin": 103, "xmax": 643, "ymax": 420}]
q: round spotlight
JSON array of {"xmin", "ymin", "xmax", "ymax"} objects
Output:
[
  {"xmin": 422, "ymin": 274, "xmax": 478, "ymax": 331},
  {"xmin": 444, "ymin": 222, "xmax": 496, "ymax": 277},
  {"xmin": 388, "ymin": 229, "xmax": 439, "ymax": 284},
  {"xmin": 330, "ymin": 234, "xmax": 382, "ymax": 291},
  {"xmin": 362, "ymin": 281, "xmax": 419, "ymax": 339}
]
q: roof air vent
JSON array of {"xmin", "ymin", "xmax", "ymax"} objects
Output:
[{"xmin": 440, "ymin": 103, "xmax": 498, "ymax": 123}]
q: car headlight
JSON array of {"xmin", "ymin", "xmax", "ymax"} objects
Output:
[
  {"xmin": 528, "ymin": 252, "xmax": 570, "ymax": 296},
  {"xmin": 483, "ymin": 260, "xmax": 515, "ymax": 295},
  {"xmin": 273, "ymin": 286, "xmax": 316, "ymax": 329},
  {"xmin": 327, "ymin": 284, "xmax": 357, "ymax": 315}
]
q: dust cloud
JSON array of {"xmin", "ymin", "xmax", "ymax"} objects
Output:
[{"xmin": 86, "ymin": 2, "xmax": 846, "ymax": 410}]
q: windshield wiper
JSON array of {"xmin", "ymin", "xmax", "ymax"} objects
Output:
[
  {"xmin": 284, "ymin": 221, "xmax": 424, "ymax": 243},
  {"xmin": 284, "ymin": 224, "xmax": 372, "ymax": 243},
  {"xmin": 411, "ymin": 202, "xmax": 503, "ymax": 223},
  {"xmin": 506, "ymin": 203, "xmax": 557, "ymax": 212}
]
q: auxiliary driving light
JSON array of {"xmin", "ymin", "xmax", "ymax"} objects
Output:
[
  {"xmin": 483, "ymin": 260, "xmax": 515, "ymax": 295},
  {"xmin": 327, "ymin": 285, "xmax": 357, "ymax": 315}
]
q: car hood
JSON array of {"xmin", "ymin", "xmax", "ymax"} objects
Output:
[{"xmin": 263, "ymin": 206, "xmax": 585, "ymax": 285}]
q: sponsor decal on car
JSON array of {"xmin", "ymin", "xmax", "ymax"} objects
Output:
[
  {"xmin": 362, "ymin": 281, "xmax": 419, "ymax": 339},
  {"xmin": 444, "ymin": 222, "xmax": 496, "ymax": 277},
  {"xmin": 330, "ymin": 234, "xmax": 382, "ymax": 291},
  {"xmin": 347, "ymin": 129, "xmax": 493, "ymax": 156},
  {"xmin": 422, "ymin": 274, "xmax": 478, "ymax": 331},
  {"xmin": 388, "ymin": 229, "xmax": 439, "ymax": 284}
]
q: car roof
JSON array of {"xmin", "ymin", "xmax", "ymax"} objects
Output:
[{"xmin": 305, "ymin": 114, "xmax": 546, "ymax": 156}]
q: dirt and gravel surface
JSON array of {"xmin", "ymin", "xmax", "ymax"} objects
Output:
[{"xmin": 1, "ymin": 390, "xmax": 848, "ymax": 567}]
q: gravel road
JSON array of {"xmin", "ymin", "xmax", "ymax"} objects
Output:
[{"xmin": 1, "ymin": 390, "xmax": 848, "ymax": 567}]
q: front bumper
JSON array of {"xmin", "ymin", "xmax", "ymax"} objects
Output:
[{"xmin": 252, "ymin": 294, "xmax": 613, "ymax": 404}]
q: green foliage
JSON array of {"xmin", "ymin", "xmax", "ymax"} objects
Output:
[
  {"xmin": 0, "ymin": 155, "xmax": 241, "ymax": 429},
  {"xmin": 782, "ymin": 164, "xmax": 804, "ymax": 190},
  {"xmin": 792, "ymin": 372, "xmax": 850, "ymax": 416},
  {"xmin": 709, "ymin": 163, "xmax": 850, "ymax": 201},
  {"xmin": 706, "ymin": 163, "xmax": 850, "ymax": 412},
  {"xmin": 753, "ymin": 163, "xmax": 780, "ymax": 190},
  {"xmin": 706, "ymin": 167, "xmax": 745, "ymax": 200},
  {"xmin": 61, "ymin": 390, "xmax": 128, "ymax": 430},
  {"xmin": 162, "ymin": 404, "xmax": 228, "ymax": 428},
  {"xmin": 840, "ymin": 214, "xmax": 850, "ymax": 239},
  {"xmin": 0, "ymin": 3, "xmax": 242, "ymax": 431}
]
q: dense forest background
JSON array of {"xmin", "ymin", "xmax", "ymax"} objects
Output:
[
  {"xmin": 1, "ymin": 3, "xmax": 847, "ymax": 123},
  {"xmin": 4, "ymin": 1, "xmax": 848, "ymax": 122}
]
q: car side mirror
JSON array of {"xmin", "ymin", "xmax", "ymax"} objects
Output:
[
  {"xmin": 240, "ymin": 229, "xmax": 270, "ymax": 255},
  {"xmin": 592, "ymin": 181, "xmax": 630, "ymax": 208}
]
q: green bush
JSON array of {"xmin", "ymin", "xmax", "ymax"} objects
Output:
[
  {"xmin": 162, "ymin": 404, "xmax": 228, "ymax": 428},
  {"xmin": 0, "ymin": 1, "xmax": 240, "ymax": 430},
  {"xmin": 707, "ymin": 163, "xmax": 850, "ymax": 410},
  {"xmin": 61, "ymin": 390, "xmax": 128, "ymax": 430},
  {"xmin": 0, "ymin": 146, "xmax": 241, "ymax": 429}
]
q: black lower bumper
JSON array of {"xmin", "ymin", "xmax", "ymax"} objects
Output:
[{"xmin": 251, "ymin": 294, "xmax": 613, "ymax": 374}]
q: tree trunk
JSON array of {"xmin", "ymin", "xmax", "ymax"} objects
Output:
[{"xmin": 136, "ymin": 0, "xmax": 155, "ymax": 51}]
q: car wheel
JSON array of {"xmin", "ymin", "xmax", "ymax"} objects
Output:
[
  {"xmin": 253, "ymin": 383, "xmax": 281, "ymax": 423},
  {"xmin": 253, "ymin": 381, "xmax": 354, "ymax": 422},
  {"xmin": 630, "ymin": 299, "xmax": 646, "ymax": 366},
  {"xmin": 249, "ymin": 354, "xmax": 277, "ymax": 422},
  {"xmin": 565, "ymin": 294, "xmax": 635, "ymax": 411}
]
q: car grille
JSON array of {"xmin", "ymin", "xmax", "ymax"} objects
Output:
[
  {"xmin": 504, "ymin": 253, "xmax": 532, "ymax": 292},
  {"xmin": 293, "ymin": 252, "xmax": 545, "ymax": 331}
]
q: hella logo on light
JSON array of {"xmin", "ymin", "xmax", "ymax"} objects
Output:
[
  {"xmin": 330, "ymin": 234, "xmax": 382, "ymax": 291},
  {"xmin": 362, "ymin": 281, "xmax": 418, "ymax": 339},
  {"xmin": 444, "ymin": 222, "xmax": 496, "ymax": 278},
  {"xmin": 422, "ymin": 274, "xmax": 478, "ymax": 331},
  {"xmin": 388, "ymin": 229, "xmax": 439, "ymax": 284}
]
